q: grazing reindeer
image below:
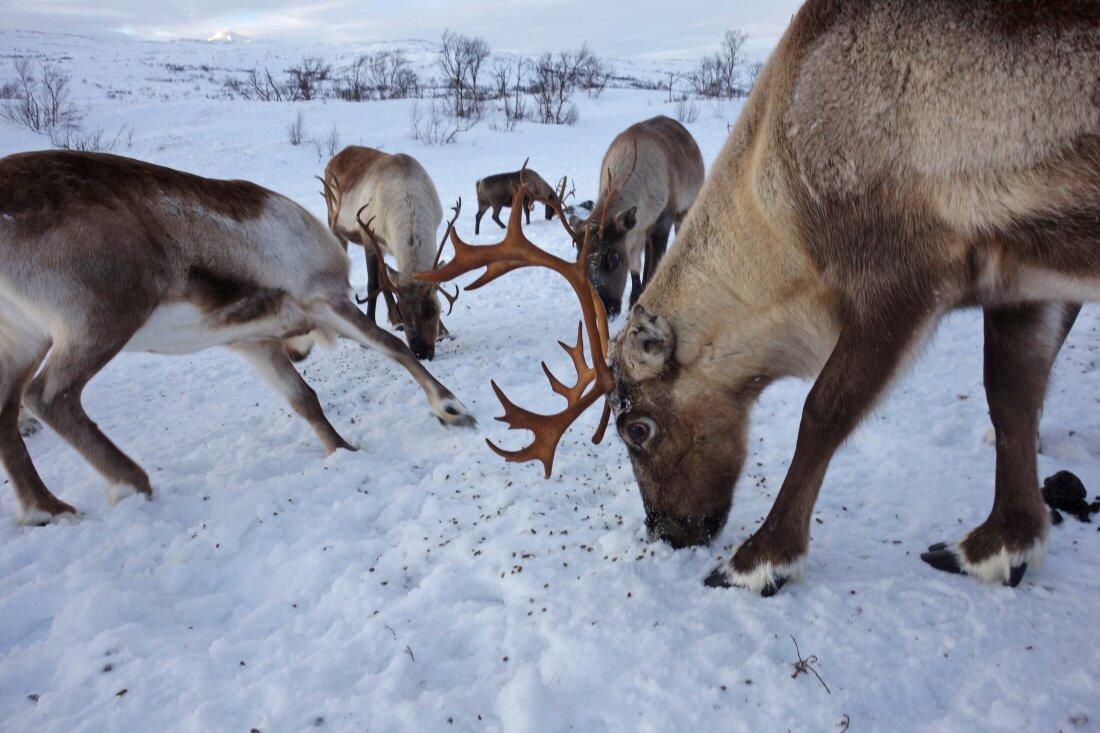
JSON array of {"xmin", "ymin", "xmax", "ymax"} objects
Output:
[
  {"xmin": 0, "ymin": 150, "xmax": 474, "ymax": 524},
  {"xmin": 474, "ymin": 166, "xmax": 564, "ymax": 234},
  {"xmin": 578, "ymin": 116, "xmax": 703, "ymax": 319},
  {"xmin": 424, "ymin": 0, "xmax": 1100, "ymax": 595},
  {"xmin": 320, "ymin": 146, "xmax": 457, "ymax": 361}
]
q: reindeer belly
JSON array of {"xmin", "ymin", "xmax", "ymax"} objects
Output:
[{"xmin": 124, "ymin": 291, "xmax": 313, "ymax": 355}]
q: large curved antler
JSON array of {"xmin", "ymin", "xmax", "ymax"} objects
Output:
[{"xmin": 417, "ymin": 168, "xmax": 613, "ymax": 478}]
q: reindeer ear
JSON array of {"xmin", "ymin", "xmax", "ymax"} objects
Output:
[
  {"xmin": 616, "ymin": 207, "xmax": 637, "ymax": 232},
  {"xmin": 617, "ymin": 306, "xmax": 675, "ymax": 382}
]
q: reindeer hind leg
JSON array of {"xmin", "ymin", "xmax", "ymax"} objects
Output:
[
  {"xmin": 25, "ymin": 330, "xmax": 153, "ymax": 506},
  {"xmin": 315, "ymin": 298, "xmax": 475, "ymax": 428},
  {"xmin": 0, "ymin": 335, "xmax": 78, "ymax": 522},
  {"xmin": 231, "ymin": 340, "xmax": 355, "ymax": 455}
]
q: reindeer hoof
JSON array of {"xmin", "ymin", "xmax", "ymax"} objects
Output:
[
  {"xmin": 18, "ymin": 416, "xmax": 42, "ymax": 437},
  {"xmin": 436, "ymin": 399, "xmax": 476, "ymax": 428},
  {"xmin": 17, "ymin": 499, "xmax": 79, "ymax": 526},
  {"xmin": 703, "ymin": 564, "xmax": 791, "ymax": 597},
  {"xmin": 921, "ymin": 541, "xmax": 1033, "ymax": 587}
]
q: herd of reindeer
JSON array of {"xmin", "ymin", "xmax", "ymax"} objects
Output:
[{"xmin": 1, "ymin": 0, "xmax": 1097, "ymax": 597}]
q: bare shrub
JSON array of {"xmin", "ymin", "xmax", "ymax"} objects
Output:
[
  {"xmin": 1, "ymin": 59, "xmax": 81, "ymax": 133},
  {"xmin": 409, "ymin": 98, "xmax": 471, "ymax": 145},
  {"xmin": 287, "ymin": 111, "xmax": 306, "ymax": 146},
  {"xmin": 746, "ymin": 60, "xmax": 765, "ymax": 92},
  {"xmin": 0, "ymin": 80, "xmax": 16, "ymax": 99},
  {"xmin": 532, "ymin": 47, "xmax": 593, "ymax": 126},
  {"xmin": 489, "ymin": 57, "xmax": 528, "ymax": 132},
  {"xmin": 321, "ymin": 123, "xmax": 341, "ymax": 157},
  {"xmin": 336, "ymin": 50, "xmax": 420, "ymax": 102},
  {"xmin": 674, "ymin": 96, "xmax": 700, "ymax": 124},
  {"xmin": 286, "ymin": 57, "xmax": 331, "ymax": 101},
  {"xmin": 438, "ymin": 30, "xmax": 490, "ymax": 121},
  {"xmin": 575, "ymin": 46, "xmax": 611, "ymax": 99},
  {"xmin": 49, "ymin": 123, "xmax": 133, "ymax": 152},
  {"xmin": 690, "ymin": 30, "xmax": 749, "ymax": 99},
  {"xmin": 224, "ymin": 67, "xmax": 289, "ymax": 101}
]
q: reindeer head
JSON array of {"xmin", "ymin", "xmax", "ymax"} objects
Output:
[
  {"xmin": 356, "ymin": 202, "xmax": 460, "ymax": 361},
  {"xmin": 416, "ymin": 168, "xmax": 759, "ymax": 550},
  {"xmin": 607, "ymin": 306, "xmax": 767, "ymax": 547},
  {"xmin": 575, "ymin": 206, "xmax": 636, "ymax": 320}
]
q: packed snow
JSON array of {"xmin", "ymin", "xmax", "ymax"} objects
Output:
[{"xmin": 1, "ymin": 30, "xmax": 1098, "ymax": 733}]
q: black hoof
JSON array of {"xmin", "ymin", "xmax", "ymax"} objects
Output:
[
  {"xmin": 920, "ymin": 545, "xmax": 963, "ymax": 575},
  {"xmin": 704, "ymin": 567, "xmax": 730, "ymax": 588},
  {"xmin": 1005, "ymin": 562, "xmax": 1027, "ymax": 588},
  {"xmin": 761, "ymin": 576, "xmax": 788, "ymax": 598}
]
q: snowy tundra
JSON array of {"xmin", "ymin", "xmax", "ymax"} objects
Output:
[{"xmin": 0, "ymin": 27, "xmax": 1098, "ymax": 733}]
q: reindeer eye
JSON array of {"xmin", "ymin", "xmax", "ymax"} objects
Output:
[
  {"xmin": 605, "ymin": 250, "xmax": 621, "ymax": 270},
  {"xmin": 623, "ymin": 418, "xmax": 655, "ymax": 449}
]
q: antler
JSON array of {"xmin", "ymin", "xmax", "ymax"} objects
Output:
[
  {"xmin": 354, "ymin": 203, "xmax": 400, "ymax": 306},
  {"xmin": 432, "ymin": 198, "xmax": 463, "ymax": 316},
  {"xmin": 417, "ymin": 166, "xmax": 613, "ymax": 478}
]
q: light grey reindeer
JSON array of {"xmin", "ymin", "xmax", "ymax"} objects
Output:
[{"xmin": 0, "ymin": 150, "xmax": 474, "ymax": 524}]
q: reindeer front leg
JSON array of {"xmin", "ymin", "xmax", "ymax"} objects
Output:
[
  {"xmin": 921, "ymin": 302, "xmax": 1076, "ymax": 586},
  {"xmin": 707, "ymin": 298, "xmax": 934, "ymax": 595}
]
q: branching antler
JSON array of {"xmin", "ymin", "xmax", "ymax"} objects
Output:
[
  {"xmin": 433, "ymin": 198, "xmax": 463, "ymax": 315},
  {"xmin": 417, "ymin": 165, "xmax": 613, "ymax": 478},
  {"xmin": 354, "ymin": 203, "xmax": 400, "ymax": 306}
]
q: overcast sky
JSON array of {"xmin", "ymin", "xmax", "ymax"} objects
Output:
[{"xmin": 0, "ymin": 1, "xmax": 805, "ymax": 59}]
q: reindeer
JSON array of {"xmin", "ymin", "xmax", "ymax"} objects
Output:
[
  {"xmin": 422, "ymin": 0, "xmax": 1100, "ymax": 596},
  {"xmin": 319, "ymin": 146, "xmax": 458, "ymax": 361},
  {"xmin": 577, "ymin": 116, "xmax": 703, "ymax": 319},
  {"xmin": 474, "ymin": 166, "xmax": 565, "ymax": 234},
  {"xmin": 0, "ymin": 150, "xmax": 475, "ymax": 524}
]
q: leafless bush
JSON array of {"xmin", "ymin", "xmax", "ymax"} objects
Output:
[
  {"xmin": 49, "ymin": 123, "xmax": 133, "ymax": 152},
  {"xmin": 336, "ymin": 50, "xmax": 421, "ymax": 101},
  {"xmin": 575, "ymin": 46, "xmax": 611, "ymax": 99},
  {"xmin": 286, "ymin": 57, "xmax": 331, "ymax": 101},
  {"xmin": 674, "ymin": 96, "xmax": 700, "ymax": 124},
  {"xmin": 321, "ymin": 123, "xmax": 341, "ymax": 158},
  {"xmin": 532, "ymin": 47, "xmax": 592, "ymax": 126},
  {"xmin": 489, "ymin": 57, "xmax": 528, "ymax": 132},
  {"xmin": 0, "ymin": 80, "xmax": 16, "ymax": 99},
  {"xmin": 438, "ymin": 29, "xmax": 490, "ymax": 121},
  {"xmin": 690, "ymin": 30, "xmax": 749, "ymax": 99},
  {"xmin": 223, "ymin": 67, "xmax": 288, "ymax": 101},
  {"xmin": 1, "ymin": 59, "xmax": 81, "ymax": 133},
  {"xmin": 287, "ymin": 111, "xmax": 306, "ymax": 146},
  {"xmin": 746, "ymin": 60, "xmax": 765, "ymax": 92},
  {"xmin": 409, "ymin": 98, "xmax": 472, "ymax": 145}
]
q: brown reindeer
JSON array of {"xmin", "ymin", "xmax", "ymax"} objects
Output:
[
  {"xmin": 474, "ymin": 166, "xmax": 564, "ymax": 235},
  {"xmin": 577, "ymin": 116, "xmax": 703, "ymax": 319},
  {"xmin": 320, "ymin": 146, "xmax": 457, "ymax": 361},
  {"xmin": 423, "ymin": 0, "xmax": 1100, "ymax": 595},
  {"xmin": 0, "ymin": 150, "xmax": 474, "ymax": 524}
]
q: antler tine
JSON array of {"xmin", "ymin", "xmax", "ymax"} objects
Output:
[
  {"xmin": 355, "ymin": 203, "xmax": 398, "ymax": 297},
  {"xmin": 433, "ymin": 197, "xmax": 462, "ymax": 269},
  {"xmin": 416, "ymin": 168, "xmax": 615, "ymax": 478}
]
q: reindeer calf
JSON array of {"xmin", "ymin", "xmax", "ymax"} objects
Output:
[{"xmin": 474, "ymin": 168, "xmax": 562, "ymax": 235}]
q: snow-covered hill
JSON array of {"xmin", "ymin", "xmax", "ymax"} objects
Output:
[{"xmin": 1, "ymin": 30, "xmax": 1098, "ymax": 733}]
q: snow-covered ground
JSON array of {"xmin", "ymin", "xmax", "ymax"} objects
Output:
[{"xmin": 1, "ymin": 30, "xmax": 1099, "ymax": 733}]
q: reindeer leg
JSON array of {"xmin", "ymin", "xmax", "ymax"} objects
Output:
[
  {"xmin": 317, "ymin": 299, "xmax": 475, "ymax": 428},
  {"xmin": 231, "ymin": 341, "xmax": 355, "ymax": 455},
  {"xmin": 0, "ymin": 340, "xmax": 78, "ymax": 523},
  {"xmin": 491, "ymin": 205, "xmax": 506, "ymax": 230},
  {"xmin": 706, "ymin": 297, "xmax": 935, "ymax": 595},
  {"xmin": 921, "ymin": 302, "xmax": 1073, "ymax": 586},
  {"xmin": 475, "ymin": 204, "xmax": 488, "ymax": 235},
  {"xmin": 17, "ymin": 407, "xmax": 42, "ymax": 437},
  {"xmin": 364, "ymin": 246, "xmax": 381, "ymax": 323},
  {"xmin": 642, "ymin": 215, "xmax": 673, "ymax": 287},
  {"xmin": 25, "ymin": 333, "xmax": 153, "ymax": 507}
]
